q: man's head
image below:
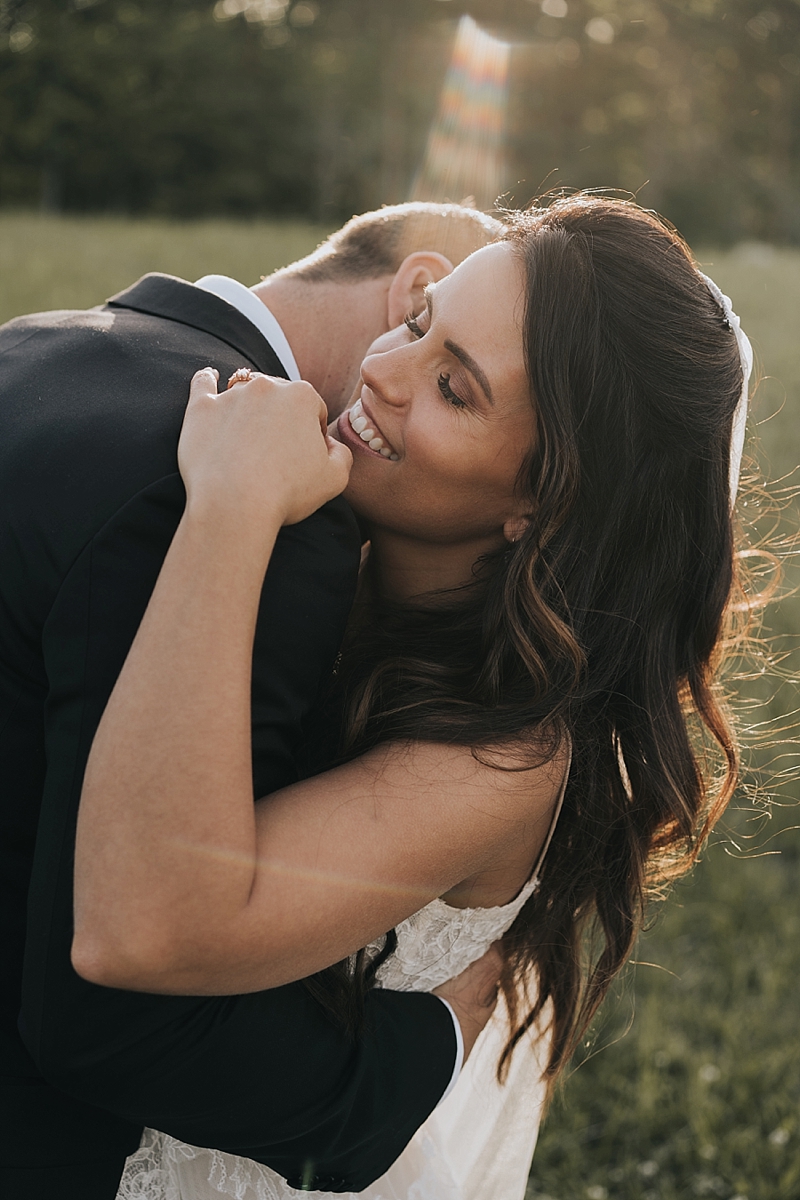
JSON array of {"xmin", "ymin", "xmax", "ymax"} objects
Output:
[
  {"xmin": 254, "ymin": 202, "xmax": 505, "ymax": 417},
  {"xmin": 281, "ymin": 202, "xmax": 505, "ymax": 284}
]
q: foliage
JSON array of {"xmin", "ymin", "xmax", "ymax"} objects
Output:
[
  {"xmin": 0, "ymin": 0, "xmax": 798, "ymax": 241},
  {"xmin": 505, "ymin": 0, "xmax": 800, "ymax": 244}
]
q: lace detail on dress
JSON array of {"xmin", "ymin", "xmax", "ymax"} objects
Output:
[
  {"xmin": 372, "ymin": 875, "xmax": 539, "ymax": 994},
  {"xmin": 118, "ymin": 1129, "xmax": 296, "ymax": 1200},
  {"xmin": 118, "ymin": 1126, "xmax": 463, "ymax": 1200},
  {"xmin": 116, "ymin": 1130, "xmax": 182, "ymax": 1200}
]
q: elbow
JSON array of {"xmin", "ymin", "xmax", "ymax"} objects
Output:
[
  {"xmin": 71, "ymin": 920, "xmax": 179, "ymax": 992},
  {"xmin": 71, "ymin": 906, "xmax": 291, "ymax": 995},
  {"xmin": 70, "ymin": 929, "xmax": 125, "ymax": 989},
  {"xmin": 70, "ymin": 921, "xmax": 263, "ymax": 995}
]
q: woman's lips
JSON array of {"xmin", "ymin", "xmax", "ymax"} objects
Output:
[{"xmin": 337, "ymin": 398, "xmax": 399, "ymax": 460}]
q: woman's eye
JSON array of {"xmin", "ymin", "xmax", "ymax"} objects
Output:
[
  {"xmin": 404, "ymin": 313, "xmax": 465, "ymax": 408},
  {"xmin": 404, "ymin": 312, "xmax": 425, "ymax": 338},
  {"xmin": 438, "ymin": 373, "xmax": 467, "ymax": 409}
]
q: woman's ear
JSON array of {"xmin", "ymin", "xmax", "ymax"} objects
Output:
[
  {"xmin": 503, "ymin": 515, "xmax": 531, "ymax": 544},
  {"xmin": 386, "ymin": 252, "xmax": 454, "ymax": 329}
]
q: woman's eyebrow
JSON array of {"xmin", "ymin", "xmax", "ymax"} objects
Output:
[{"xmin": 425, "ymin": 288, "xmax": 494, "ymax": 406}]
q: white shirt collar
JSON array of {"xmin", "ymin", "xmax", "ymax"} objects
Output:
[{"xmin": 194, "ymin": 274, "xmax": 301, "ymax": 382}]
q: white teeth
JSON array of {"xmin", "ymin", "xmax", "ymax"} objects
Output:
[{"xmin": 348, "ymin": 400, "xmax": 397, "ymax": 458}]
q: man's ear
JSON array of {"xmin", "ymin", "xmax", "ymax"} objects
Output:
[{"xmin": 386, "ymin": 251, "xmax": 454, "ymax": 330}]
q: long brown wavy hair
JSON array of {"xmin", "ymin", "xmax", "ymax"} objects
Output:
[{"xmin": 304, "ymin": 194, "xmax": 747, "ymax": 1086}]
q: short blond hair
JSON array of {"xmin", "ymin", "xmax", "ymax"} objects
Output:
[{"xmin": 283, "ymin": 202, "xmax": 505, "ymax": 282}]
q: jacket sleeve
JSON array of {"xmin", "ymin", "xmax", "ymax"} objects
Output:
[{"xmin": 20, "ymin": 475, "xmax": 458, "ymax": 1194}]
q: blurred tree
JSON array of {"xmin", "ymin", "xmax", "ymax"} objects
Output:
[
  {"xmin": 0, "ymin": 0, "xmax": 321, "ymax": 214},
  {"xmin": 499, "ymin": 0, "xmax": 800, "ymax": 242},
  {"xmin": 0, "ymin": 0, "xmax": 798, "ymax": 242}
]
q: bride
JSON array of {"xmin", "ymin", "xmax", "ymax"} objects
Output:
[{"xmin": 73, "ymin": 195, "xmax": 752, "ymax": 1200}]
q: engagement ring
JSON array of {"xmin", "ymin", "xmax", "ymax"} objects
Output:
[{"xmin": 227, "ymin": 367, "xmax": 255, "ymax": 388}]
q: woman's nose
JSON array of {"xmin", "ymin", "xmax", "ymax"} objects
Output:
[{"xmin": 360, "ymin": 347, "xmax": 411, "ymax": 408}]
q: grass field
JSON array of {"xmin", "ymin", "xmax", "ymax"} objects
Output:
[
  {"xmin": 2, "ymin": 214, "xmax": 798, "ymax": 1200},
  {"xmin": 0, "ymin": 212, "xmax": 330, "ymax": 325}
]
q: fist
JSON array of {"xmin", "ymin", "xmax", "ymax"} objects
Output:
[{"xmin": 179, "ymin": 368, "xmax": 353, "ymax": 530}]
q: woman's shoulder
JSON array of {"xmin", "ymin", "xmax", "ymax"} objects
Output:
[
  {"xmin": 431, "ymin": 729, "xmax": 568, "ymax": 907},
  {"xmin": 375, "ymin": 734, "xmax": 570, "ymax": 910}
]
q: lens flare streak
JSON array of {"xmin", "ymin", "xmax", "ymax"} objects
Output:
[
  {"xmin": 168, "ymin": 835, "xmax": 439, "ymax": 903},
  {"xmin": 412, "ymin": 15, "xmax": 510, "ymax": 211}
]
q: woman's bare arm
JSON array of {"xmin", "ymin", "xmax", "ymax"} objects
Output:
[
  {"xmin": 73, "ymin": 502, "xmax": 559, "ymax": 996},
  {"xmin": 72, "ymin": 369, "xmax": 561, "ymax": 996}
]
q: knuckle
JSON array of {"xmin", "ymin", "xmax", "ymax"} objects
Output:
[{"xmin": 296, "ymin": 381, "xmax": 319, "ymax": 405}]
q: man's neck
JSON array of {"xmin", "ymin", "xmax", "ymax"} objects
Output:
[{"xmin": 251, "ymin": 274, "xmax": 392, "ymax": 419}]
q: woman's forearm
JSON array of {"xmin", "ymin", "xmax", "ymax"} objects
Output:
[{"xmin": 73, "ymin": 506, "xmax": 282, "ymax": 988}]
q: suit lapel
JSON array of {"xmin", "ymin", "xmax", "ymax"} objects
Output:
[{"xmin": 106, "ymin": 273, "xmax": 289, "ymax": 379}]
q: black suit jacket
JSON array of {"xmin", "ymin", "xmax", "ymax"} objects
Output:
[{"xmin": 0, "ymin": 276, "xmax": 456, "ymax": 1199}]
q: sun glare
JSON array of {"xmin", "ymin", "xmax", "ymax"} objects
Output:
[{"xmin": 411, "ymin": 15, "xmax": 511, "ymax": 211}]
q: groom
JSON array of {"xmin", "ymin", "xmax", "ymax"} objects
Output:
[{"xmin": 0, "ymin": 203, "xmax": 503, "ymax": 1199}]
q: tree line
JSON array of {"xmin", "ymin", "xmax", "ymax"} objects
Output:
[{"xmin": 0, "ymin": 0, "xmax": 798, "ymax": 243}]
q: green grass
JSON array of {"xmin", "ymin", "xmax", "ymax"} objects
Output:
[
  {"xmin": 0, "ymin": 212, "xmax": 330, "ymax": 324},
  {"xmin": 2, "ymin": 214, "xmax": 798, "ymax": 1200},
  {"xmin": 527, "ymin": 835, "xmax": 800, "ymax": 1200}
]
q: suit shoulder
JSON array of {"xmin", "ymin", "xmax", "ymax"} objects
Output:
[{"xmin": 0, "ymin": 305, "xmax": 115, "ymax": 340}]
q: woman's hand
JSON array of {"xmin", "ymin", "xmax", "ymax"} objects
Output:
[{"xmin": 178, "ymin": 368, "xmax": 352, "ymax": 533}]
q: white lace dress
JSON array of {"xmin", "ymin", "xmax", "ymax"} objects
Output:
[
  {"xmin": 116, "ymin": 878, "xmax": 552, "ymax": 1200},
  {"xmin": 116, "ymin": 760, "xmax": 570, "ymax": 1200}
]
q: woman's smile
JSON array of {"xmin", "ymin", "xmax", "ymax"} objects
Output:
[{"xmin": 336, "ymin": 396, "xmax": 399, "ymax": 459}]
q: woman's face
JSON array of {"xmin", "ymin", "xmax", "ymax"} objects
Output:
[{"xmin": 331, "ymin": 242, "xmax": 534, "ymax": 551}]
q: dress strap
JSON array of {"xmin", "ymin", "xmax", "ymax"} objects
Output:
[{"xmin": 530, "ymin": 740, "xmax": 572, "ymax": 883}]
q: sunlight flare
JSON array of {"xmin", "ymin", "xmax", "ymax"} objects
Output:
[{"xmin": 411, "ymin": 15, "xmax": 511, "ymax": 211}]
